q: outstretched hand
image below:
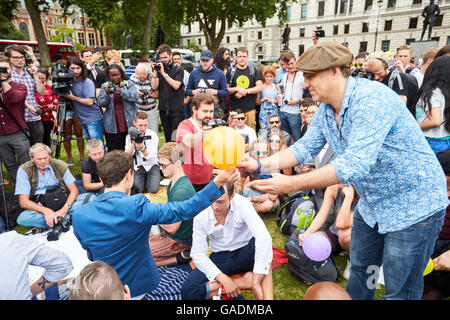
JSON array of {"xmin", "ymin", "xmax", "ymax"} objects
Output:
[
  {"xmin": 213, "ymin": 168, "xmax": 240, "ymax": 189},
  {"xmin": 237, "ymin": 154, "xmax": 258, "ymax": 179},
  {"xmin": 248, "ymin": 172, "xmax": 293, "ymax": 195}
]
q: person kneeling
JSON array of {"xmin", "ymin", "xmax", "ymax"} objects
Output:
[{"xmin": 181, "ymin": 181, "xmax": 273, "ymax": 300}]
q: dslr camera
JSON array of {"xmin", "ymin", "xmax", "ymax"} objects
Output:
[
  {"xmin": 351, "ymin": 69, "xmax": 374, "ymax": 80},
  {"xmin": 197, "ymin": 88, "xmax": 207, "ymax": 93},
  {"xmin": 206, "ymin": 119, "xmax": 228, "ymax": 128},
  {"xmin": 104, "ymin": 81, "xmax": 116, "ymax": 94},
  {"xmin": 141, "ymin": 89, "xmax": 152, "ymax": 104},
  {"xmin": 51, "ymin": 63, "xmax": 75, "ymax": 97},
  {"xmin": 47, "ymin": 216, "xmax": 71, "ymax": 241},
  {"xmin": 0, "ymin": 67, "xmax": 8, "ymax": 74},
  {"xmin": 152, "ymin": 58, "xmax": 163, "ymax": 72},
  {"xmin": 315, "ymin": 29, "xmax": 325, "ymax": 38},
  {"xmin": 128, "ymin": 126, "xmax": 152, "ymax": 144}
]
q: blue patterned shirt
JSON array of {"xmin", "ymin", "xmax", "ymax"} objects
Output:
[{"xmin": 289, "ymin": 76, "xmax": 449, "ymax": 233}]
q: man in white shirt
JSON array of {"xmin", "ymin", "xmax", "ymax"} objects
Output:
[
  {"xmin": 125, "ymin": 111, "xmax": 160, "ymax": 194},
  {"xmin": 180, "ymin": 181, "xmax": 273, "ymax": 300},
  {"xmin": 0, "ymin": 231, "xmax": 73, "ymax": 300},
  {"xmin": 229, "ymin": 108, "xmax": 257, "ymax": 152}
]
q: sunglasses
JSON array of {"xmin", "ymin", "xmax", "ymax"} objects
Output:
[
  {"xmin": 235, "ymin": 117, "xmax": 246, "ymax": 121},
  {"xmin": 255, "ymin": 151, "xmax": 268, "ymax": 156},
  {"xmin": 269, "ymin": 120, "xmax": 280, "ymax": 124},
  {"xmin": 158, "ymin": 161, "xmax": 172, "ymax": 169},
  {"xmin": 354, "ymin": 62, "xmax": 363, "ymax": 68},
  {"xmin": 269, "ymin": 138, "xmax": 281, "ymax": 143}
]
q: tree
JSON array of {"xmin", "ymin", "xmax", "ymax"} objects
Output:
[
  {"xmin": 0, "ymin": 15, "xmax": 28, "ymax": 40},
  {"xmin": 158, "ymin": 0, "xmax": 293, "ymax": 54},
  {"xmin": 50, "ymin": 24, "xmax": 84, "ymax": 52}
]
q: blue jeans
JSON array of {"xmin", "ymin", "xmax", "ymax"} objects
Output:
[
  {"xmin": 81, "ymin": 119, "xmax": 104, "ymax": 144},
  {"xmin": 280, "ymin": 112, "xmax": 302, "ymax": 142},
  {"xmin": 426, "ymin": 137, "xmax": 450, "ymax": 155},
  {"xmin": 17, "ymin": 193, "xmax": 97, "ymax": 229},
  {"xmin": 346, "ymin": 208, "xmax": 445, "ymax": 300}
]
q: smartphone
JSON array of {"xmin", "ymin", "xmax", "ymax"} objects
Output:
[
  {"xmin": 315, "ymin": 29, "xmax": 325, "ymax": 38},
  {"xmin": 303, "ymin": 163, "xmax": 316, "ymax": 169}
]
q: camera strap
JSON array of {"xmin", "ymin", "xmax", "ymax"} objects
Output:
[
  {"xmin": 0, "ymin": 97, "xmax": 31, "ymax": 141},
  {"xmin": 199, "ymin": 71, "xmax": 213, "ymax": 89}
]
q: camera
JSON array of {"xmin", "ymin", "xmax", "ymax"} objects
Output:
[
  {"xmin": 351, "ymin": 68, "xmax": 374, "ymax": 80},
  {"xmin": 47, "ymin": 216, "xmax": 71, "ymax": 241},
  {"xmin": 152, "ymin": 58, "xmax": 163, "ymax": 72},
  {"xmin": 284, "ymin": 99, "xmax": 289, "ymax": 105},
  {"xmin": 51, "ymin": 63, "xmax": 75, "ymax": 97},
  {"xmin": 104, "ymin": 81, "xmax": 116, "ymax": 94},
  {"xmin": 0, "ymin": 67, "xmax": 7, "ymax": 73},
  {"xmin": 206, "ymin": 119, "xmax": 228, "ymax": 128},
  {"xmin": 315, "ymin": 29, "xmax": 325, "ymax": 38},
  {"xmin": 141, "ymin": 89, "xmax": 152, "ymax": 104},
  {"xmin": 128, "ymin": 126, "xmax": 152, "ymax": 144},
  {"xmin": 197, "ymin": 88, "xmax": 206, "ymax": 93}
]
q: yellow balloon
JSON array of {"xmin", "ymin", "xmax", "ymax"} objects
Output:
[
  {"xmin": 203, "ymin": 126, "xmax": 245, "ymax": 170},
  {"xmin": 423, "ymin": 258, "xmax": 434, "ymax": 276}
]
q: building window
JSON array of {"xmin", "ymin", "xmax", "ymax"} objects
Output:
[
  {"xmin": 409, "ymin": 17, "xmax": 418, "ymax": 29},
  {"xmin": 78, "ymin": 32, "xmax": 85, "ymax": 46},
  {"xmin": 99, "ymin": 30, "xmax": 105, "ymax": 47},
  {"xmin": 301, "ymin": 4, "xmax": 307, "ymax": 19},
  {"xmin": 287, "ymin": 6, "xmax": 291, "ymax": 20},
  {"xmin": 447, "ymin": 36, "xmax": 450, "ymax": 45},
  {"xmin": 226, "ymin": 36, "xmax": 230, "ymax": 43},
  {"xmin": 359, "ymin": 41, "xmax": 368, "ymax": 53},
  {"xmin": 362, "ymin": 22, "xmax": 369, "ymax": 33},
  {"xmin": 431, "ymin": 37, "xmax": 440, "ymax": 42},
  {"xmin": 318, "ymin": 1, "xmax": 325, "ymax": 16},
  {"xmin": 344, "ymin": 24, "xmax": 350, "ymax": 34},
  {"xmin": 340, "ymin": 0, "xmax": 348, "ymax": 14},
  {"xmin": 435, "ymin": 14, "xmax": 443, "ymax": 27},
  {"xmin": 88, "ymin": 33, "xmax": 96, "ymax": 47},
  {"xmin": 333, "ymin": 25, "xmax": 339, "ymax": 35},
  {"xmin": 198, "ymin": 38, "xmax": 201, "ymax": 45},
  {"xmin": 405, "ymin": 38, "xmax": 415, "ymax": 45},
  {"xmin": 387, "ymin": 0, "xmax": 396, "ymax": 8},
  {"xmin": 299, "ymin": 44, "xmax": 305, "ymax": 57},
  {"xmin": 300, "ymin": 28, "xmax": 305, "ymax": 37},
  {"xmin": 381, "ymin": 40, "xmax": 390, "ymax": 51},
  {"xmin": 238, "ymin": 35, "xmax": 242, "ymax": 42},
  {"xmin": 187, "ymin": 39, "xmax": 190, "ymax": 45},
  {"xmin": 384, "ymin": 20, "xmax": 392, "ymax": 31},
  {"xmin": 258, "ymin": 31, "xmax": 262, "ymax": 40},
  {"xmin": 18, "ymin": 22, "xmax": 29, "ymax": 39},
  {"xmin": 257, "ymin": 45, "xmax": 263, "ymax": 53},
  {"xmin": 188, "ymin": 24, "xmax": 191, "ymax": 33},
  {"xmin": 412, "ymin": 0, "xmax": 422, "ymax": 4},
  {"xmin": 364, "ymin": 0, "xmax": 373, "ymax": 11}
]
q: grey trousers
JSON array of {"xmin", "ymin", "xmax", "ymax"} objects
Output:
[
  {"xmin": 132, "ymin": 164, "xmax": 160, "ymax": 194},
  {"xmin": 0, "ymin": 131, "xmax": 30, "ymax": 184}
]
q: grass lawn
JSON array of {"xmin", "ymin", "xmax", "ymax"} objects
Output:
[{"xmin": 1, "ymin": 131, "xmax": 386, "ymax": 300}]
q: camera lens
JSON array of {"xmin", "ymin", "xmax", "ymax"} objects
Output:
[{"xmin": 284, "ymin": 100, "xmax": 288, "ymax": 105}]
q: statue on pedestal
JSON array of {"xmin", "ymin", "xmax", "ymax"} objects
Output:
[
  {"xmin": 126, "ymin": 31, "xmax": 134, "ymax": 49},
  {"xmin": 155, "ymin": 25, "xmax": 165, "ymax": 50},
  {"xmin": 420, "ymin": 0, "xmax": 440, "ymax": 41},
  {"xmin": 282, "ymin": 24, "xmax": 291, "ymax": 50}
]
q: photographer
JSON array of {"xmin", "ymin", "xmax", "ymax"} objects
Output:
[
  {"xmin": 7, "ymin": 45, "xmax": 45, "ymax": 146},
  {"xmin": 98, "ymin": 64, "xmax": 139, "ymax": 151},
  {"xmin": 239, "ymin": 41, "xmax": 448, "ymax": 300},
  {"xmin": 35, "ymin": 68, "xmax": 58, "ymax": 147},
  {"xmin": 0, "ymin": 57, "xmax": 30, "ymax": 185},
  {"xmin": 130, "ymin": 64, "xmax": 159, "ymax": 134},
  {"xmin": 125, "ymin": 112, "xmax": 159, "ymax": 194},
  {"xmin": 80, "ymin": 49, "xmax": 108, "ymax": 98},
  {"xmin": 65, "ymin": 57, "xmax": 104, "ymax": 143},
  {"xmin": 15, "ymin": 143, "xmax": 93, "ymax": 229},
  {"xmin": 151, "ymin": 44, "xmax": 185, "ymax": 143}
]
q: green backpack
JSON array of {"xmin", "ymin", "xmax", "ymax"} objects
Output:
[{"xmin": 276, "ymin": 192, "xmax": 317, "ymax": 235}]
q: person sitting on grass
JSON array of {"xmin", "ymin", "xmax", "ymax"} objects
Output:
[
  {"xmin": 76, "ymin": 139, "xmax": 105, "ymax": 195},
  {"xmin": 181, "ymin": 181, "xmax": 273, "ymax": 300},
  {"xmin": 148, "ymin": 142, "xmax": 196, "ymax": 267}
]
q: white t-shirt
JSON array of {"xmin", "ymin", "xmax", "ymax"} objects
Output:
[
  {"xmin": 125, "ymin": 128, "xmax": 159, "ymax": 171},
  {"xmin": 413, "ymin": 72, "xmax": 424, "ymax": 88},
  {"xmin": 235, "ymin": 125, "xmax": 257, "ymax": 145},
  {"xmin": 416, "ymin": 88, "xmax": 449, "ymax": 139}
]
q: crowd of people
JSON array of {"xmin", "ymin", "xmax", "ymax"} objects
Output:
[{"xmin": 1, "ymin": 33, "xmax": 450, "ymax": 301}]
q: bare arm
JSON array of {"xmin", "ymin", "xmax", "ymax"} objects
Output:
[
  {"xmin": 420, "ymin": 107, "xmax": 442, "ymax": 130},
  {"xmin": 82, "ymin": 173, "xmax": 104, "ymax": 191}
]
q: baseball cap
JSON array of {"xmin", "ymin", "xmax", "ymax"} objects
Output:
[{"xmin": 200, "ymin": 50, "xmax": 213, "ymax": 60}]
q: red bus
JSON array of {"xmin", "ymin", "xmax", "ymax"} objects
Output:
[{"xmin": 0, "ymin": 39, "xmax": 77, "ymax": 63}]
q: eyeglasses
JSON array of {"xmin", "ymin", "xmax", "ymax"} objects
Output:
[
  {"xmin": 354, "ymin": 62, "xmax": 363, "ymax": 68},
  {"xmin": 235, "ymin": 117, "xmax": 245, "ymax": 121},
  {"xmin": 269, "ymin": 138, "xmax": 281, "ymax": 143},
  {"xmin": 269, "ymin": 120, "xmax": 280, "ymax": 124},
  {"xmin": 158, "ymin": 161, "xmax": 172, "ymax": 169},
  {"xmin": 255, "ymin": 151, "xmax": 268, "ymax": 156},
  {"xmin": 10, "ymin": 56, "xmax": 25, "ymax": 60}
]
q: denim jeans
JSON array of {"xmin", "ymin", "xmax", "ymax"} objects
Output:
[
  {"xmin": 280, "ymin": 112, "xmax": 302, "ymax": 142},
  {"xmin": 346, "ymin": 208, "xmax": 445, "ymax": 300},
  {"xmin": 17, "ymin": 193, "xmax": 97, "ymax": 229},
  {"xmin": 132, "ymin": 165, "xmax": 160, "ymax": 194},
  {"xmin": 426, "ymin": 137, "xmax": 450, "ymax": 155},
  {"xmin": 81, "ymin": 119, "xmax": 104, "ymax": 144}
]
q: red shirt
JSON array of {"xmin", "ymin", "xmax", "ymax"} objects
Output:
[
  {"xmin": 0, "ymin": 81, "xmax": 28, "ymax": 135},
  {"xmin": 113, "ymin": 91, "xmax": 128, "ymax": 133},
  {"xmin": 176, "ymin": 118, "xmax": 213, "ymax": 185},
  {"xmin": 35, "ymin": 83, "xmax": 58, "ymax": 122}
]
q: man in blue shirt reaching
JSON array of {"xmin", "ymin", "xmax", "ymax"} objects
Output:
[{"xmin": 239, "ymin": 41, "xmax": 448, "ymax": 300}]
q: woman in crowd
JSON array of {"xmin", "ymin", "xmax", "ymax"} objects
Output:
[
  {"xmin": 214, "ymin": 47, "xmax": 231, "ymax": 75},
  {"xmin": 416, "ymin": 56, "xmax": 450, "ymax": 154},
  {"xmin": 34, "ymin": 68, "xmax": 58, "ymax": 148},
  {"xmin": 105, "ymin": 49, "xmax": 124, "ymax": 69},
  {"xmin": 267, "ymin": 131, "xmax": 292, "ymax": 176},
  {"xmin": 98, "ymin": 64, "xmax": 139, "ymax": 151},
  {"xmin": 256, "ymin": 65, "xmax": 280, "ymax": 136},
  {"xmin": 65, "ymin": 57, "xmax": 104, "ymax": 146}
]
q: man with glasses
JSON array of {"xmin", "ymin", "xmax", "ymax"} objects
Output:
[
  {"xmin": 0, "ymin": 57, "xmax": 30, "ymax": 185},
  {"xmin": 229, "ymin": 108, "xmax": 256, "ymax": 152},
  {"xmin": 261, "ymin": 114, "xmax": 291, "ymax": 147},
  {"xmin": 6, "ymin": 45, "xmax": 45, "ymax": 145},
  {"xmin": 80, "ymin": 49, "xmax": 108, "ymax": 98},
  {"xmin": 125, "ymin": 112, "xmax": 159, "ymax": 195}
]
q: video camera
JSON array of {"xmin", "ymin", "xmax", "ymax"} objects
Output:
[
  {"xmin": 206, "ymin": 119, "xmax": 228, "ymax": 128},
  {"xmin": 51, "ymin": 63, "xmax": 75, "ymax": 97},
  {"xmin": 351, "ymin": 68, "xmax": 374, "ymax": 80},
  {"xmin": 47, "ymin": 216, "xmax": 71, "ymax": 241},
  {"xmin": 128, "ymin": 126, "xmax": 152, "ymax": 144}
]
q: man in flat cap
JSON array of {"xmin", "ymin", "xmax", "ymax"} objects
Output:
[{"xmin": 238, "ymin": 41, "xmax": 448, "ymax": 300}]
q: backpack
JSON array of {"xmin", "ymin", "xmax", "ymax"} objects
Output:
[
  {"xmin": 228, "ymin": 65, "xmax": 256, "ymax": 87},
  {"xmin": 0, "ymin": 192, "xmax": 23, "ymax": 230},
  {"xmin": 276, "ymin": 192, "xmax": 317, "ymax": 235},
  {"xmin": 388, "ymin": 68, "xmax": 419, "ymax": 116},
  {"xmin": 284, "ymin": 230, "xmax": 339, "ymax": 284}
]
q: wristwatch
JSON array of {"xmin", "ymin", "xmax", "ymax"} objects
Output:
[{"xmin": 65, "ymin": 203, "xmax": 71, "ymax": 209}]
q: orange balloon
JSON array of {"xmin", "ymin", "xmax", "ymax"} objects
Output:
[{"xmin": 203, "ymin": 126, "xmax": 245, "ymax": 170}]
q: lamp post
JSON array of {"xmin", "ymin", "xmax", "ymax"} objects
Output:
[{"xmin": 374, "ymin": 0, "xmax": 383, "ymax": 52}]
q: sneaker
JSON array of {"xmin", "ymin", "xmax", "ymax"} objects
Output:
[
  {"xmin": 67, "ymin": 159, "xmax": 75, "ymax": 166},
  {"xmin": 343, "ymin": 258, "xmax": 351, "ymax": 280}
]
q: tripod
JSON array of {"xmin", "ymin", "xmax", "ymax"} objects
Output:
[{"xmin": 0, "ymin": 160, "xmax": 9, "ymax": 231}]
